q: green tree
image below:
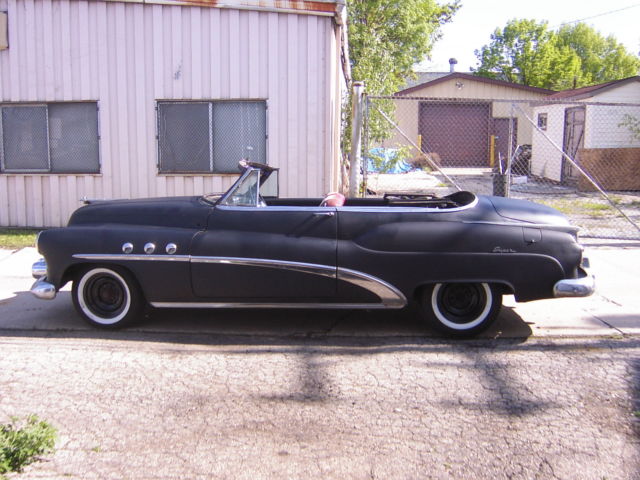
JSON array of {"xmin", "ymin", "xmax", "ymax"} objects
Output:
[
  {"xmin": 473, "ymin": 19, "xmax": 640, "ymax": 90},
  {"xmin": 556, "ymin": 23, "xmax": 640, "ymax": 87},
  {"xmin": 347, "ymin": 0, "xmax": 459, "ymax": 142}
]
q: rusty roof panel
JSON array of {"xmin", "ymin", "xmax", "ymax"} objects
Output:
[{"xmin": 102, "ymin": 0, "xmax": 340, "ymax": 16}]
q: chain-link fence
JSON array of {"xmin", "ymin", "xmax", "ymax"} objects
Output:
[{"xmin": 363, "ymin": 95, "xmax": 640, "ymax": 240}]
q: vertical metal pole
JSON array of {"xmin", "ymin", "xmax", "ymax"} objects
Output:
[
  {"xmin": 362, "ymin": 95, "xmax": 369, "ymax": 195},
  {"xmin": 489, "ymin": 135, "xmax": 496, "ymax": 168},
  {"xmin": 507, "ymin": 103, "xmax": 515, "ymax": 174},
  {"xmin": 349, "ymin": 81, "xmax": 365, "ymax": 197}
]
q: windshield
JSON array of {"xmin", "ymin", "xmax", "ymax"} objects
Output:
[
  {"xmin": 221, "ymin": 169, "xmax": 261, "ymax": 207},
  {"xmin": 205, "ymin": 161, "xmax": 279, "ymax": 207}
]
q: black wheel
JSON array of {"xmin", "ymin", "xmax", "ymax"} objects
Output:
[
  {"xmin": 72, "ymin": 266, "xmax": 144, "ymax": 328},
  {"xmin": 420, "ymin": 282, "xmax": 502, "ymax": 336}
]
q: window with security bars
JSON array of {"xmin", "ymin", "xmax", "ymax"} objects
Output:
[
  {"xmin": 0, "ymin": 102, "xmax": 100, "ymax": 173},
  {"xmin": 157, "ymin": 100, "xmax": 267, "ymax": 174}
]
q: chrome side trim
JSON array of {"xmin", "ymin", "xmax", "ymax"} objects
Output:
[
  {"xmin": 553, "ymin": 267, "xmax": 595, "ymax": 298},
  {"xmin": 462, "ymin": 220, "xmax": 579, "ymax": 232},
  {"xmin": 337, "ymin": 267, "xmax": 407, "ymax": 308},
  {"xmin": 72, "ymin": 254, "xmax": 190, "ymax": 262},
  {"xmin": 192, "ymin": 257, "xmax": 407, "ymax": 307},
  {"xmin": 31, "ymin": 277, "xmax": 56, "ymax": 300},
  {"xmin": 150, "ymin": 302, "xmax": 393, "ymax": 310},
  {"xmin": 190, "ymin": 256, "xmax": 337, "ymax": 279},
  {"xmin": 218, "ymin": 198, "xmax": 478, "ymax": 214},
  {"xmin": 71, "ymin": 253, "xmax": 407, "ymax": 308},
  {"xmin": 32, "ymin": 258, "xmax": 47, "ymax": 279}
]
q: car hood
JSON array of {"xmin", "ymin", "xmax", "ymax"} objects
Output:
[
  {"xmin": 67, "ymin": 196, "xmax": 211, "ymax": 229},
  {"xmin": 487, "ymin": 195, "xmax": 572, "ymax": 228}
]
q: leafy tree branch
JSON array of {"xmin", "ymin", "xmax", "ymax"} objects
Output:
[{"xmin": 473, "ymin": 19, "xmax": 640, "ymax": 90}]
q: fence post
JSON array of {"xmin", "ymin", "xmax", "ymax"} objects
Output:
[{"xmin": 349, "ymin": 81, "xmax": 365, "ymax": 197}]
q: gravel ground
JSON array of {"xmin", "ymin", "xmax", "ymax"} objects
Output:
[{"xmin": 1, "ymin": 332, "xmax": 639, "ymax": 479}]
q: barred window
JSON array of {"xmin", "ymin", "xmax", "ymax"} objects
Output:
[
  {"xmin": 0, "ymin": 102, "xmax": 100, "ymax": 174},
  {"xmin": 157, "ymin": 100, "xmax": 267, "ymax": 174}
]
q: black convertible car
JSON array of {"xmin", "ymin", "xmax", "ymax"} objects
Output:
[{"xmin": 31, "ymin": 161, "xmax": 594, "ymax": 336}]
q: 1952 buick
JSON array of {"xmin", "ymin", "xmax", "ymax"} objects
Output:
[{"xmin": 31, "ymin": 161, "xmax": 594, "ymax": 336}]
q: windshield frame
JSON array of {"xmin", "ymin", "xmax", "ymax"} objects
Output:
[{"xmin": 216, "ymin": 161, "xmax": 278, "ymax": 208}]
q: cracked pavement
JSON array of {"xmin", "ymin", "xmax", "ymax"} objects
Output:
[
  {"xmin": 1, "ymin": 245, "xmax": 639, "ymax": 478},
  {"xmin": 1, "ymin": 333, "xmax": 639, "ymax": 479}
]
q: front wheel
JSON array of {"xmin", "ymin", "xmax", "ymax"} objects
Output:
[
  {"xmin": 72, "ymin": 266, "xmax": 144, "ymax": 328},
  {"xmin": 420, "ymin": 282, "xmax": 501, "ymax": 337}
]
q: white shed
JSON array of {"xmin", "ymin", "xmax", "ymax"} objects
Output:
[
  {"xmin": 530, "ymin": 76, "xmax": 640, "ymax": 187},
  {"xmin": 0, "ymin": 0, "xmax": 349, "ymax": 227}
]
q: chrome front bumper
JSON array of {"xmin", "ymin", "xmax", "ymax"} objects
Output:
[
  {"xmin": 553, "ymin": 267, "xmax": 595, "ymax": 298},
  {"xmin": 31, "ymin": 258, "xmax": 56, "ymax": 300},
  {"xmin": 32, "ymin": 258, "xmax": 47, "ymax": 278}
]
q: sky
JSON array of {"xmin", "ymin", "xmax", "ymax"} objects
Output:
[{"xmin": 419, "ymin": 0, "xmax": 640, "ymax": 72}]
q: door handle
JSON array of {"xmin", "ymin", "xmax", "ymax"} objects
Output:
[{"xmin": 314, "ymin": 211, "xmax": 335, "ymax": 217}]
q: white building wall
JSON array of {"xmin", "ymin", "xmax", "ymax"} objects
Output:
[
  {"xmin": 0, "ymin": 0, "xmax": 338, "ymax": 227},
  {"xmin": 583, "ymin": 82, "xmax": 640, "ymax": 149},
  {"xmin": 530, "ymin": 104, "xmax": 566, "ymax": 182},
  {"xmin": 531, "ymin": 81, "xmax": 640, "ymax": 182}
]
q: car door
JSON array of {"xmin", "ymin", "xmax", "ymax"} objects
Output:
[{"xmin": 190, "ymin": 205, "xmax": 338, "ymax": 300}]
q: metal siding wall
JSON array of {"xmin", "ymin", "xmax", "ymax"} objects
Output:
[{"xmin": 0, "ymin": 0, "xmax": 334, "ymax": 227}]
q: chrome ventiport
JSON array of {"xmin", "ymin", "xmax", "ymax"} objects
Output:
[
  {"xmin": 32, "ymin": 258, "xmax": 47, "ymax": 279},
  {"xmin": 122, "ymin": 242, "xmax": 134, "ymax": 254},
  {"xmin": 166, "ymin": 243, "xmax": 177, "ymax": 255},
  {"xmin": 144, "ymin": 243, "xmax": 156, "ymax": 254}
]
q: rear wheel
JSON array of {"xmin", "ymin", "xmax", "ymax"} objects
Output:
[
  {"xmin": 420, "ymin": 282, "xmax": 501, "ymax": 336},
  {"xmin": 72, "ymin": 266, "xmax": 144, "ymax": 328}
]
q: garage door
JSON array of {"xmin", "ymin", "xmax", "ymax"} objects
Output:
[{"xmin": 418, "ymin": 102, "xmax": 490, "ymax": 167}]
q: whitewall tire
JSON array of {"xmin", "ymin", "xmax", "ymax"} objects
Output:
[
  {"xmin": 72, "ymin": 266, "xmax": 143, "ymax": 328},
  {"xmin": 421, "ymin": 282, "xmax": 502, "ymax": 336}
]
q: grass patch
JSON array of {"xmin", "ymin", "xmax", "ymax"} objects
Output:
[
  {"xmin": 0, "ymin": 229, "xmax": 39, "ymax": 250},
  {"xmin": 536, "ymin": 199, "xmax": 615, "ymax": 218},
  {"xmin": 0, "ymin": 415, "xmax": 57, "ymax": 477}
]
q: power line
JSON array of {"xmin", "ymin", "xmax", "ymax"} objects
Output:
[{"xmin": 556, "ymin": 3, "xmax": 640, "ymax": 27}]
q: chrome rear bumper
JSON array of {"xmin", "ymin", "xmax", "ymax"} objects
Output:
[{"xmin": 553, "ymin": 267, "xmax": 595, "ymax": 298}]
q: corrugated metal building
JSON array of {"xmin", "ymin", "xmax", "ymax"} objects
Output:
[{"xmin": 0, "ymin": 0, "xmax": 349, "ymax": 227}]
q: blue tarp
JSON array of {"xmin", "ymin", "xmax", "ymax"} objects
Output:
[{"xmin": 366, "ymin": 148, "xmax": 414, "ymax": 174}]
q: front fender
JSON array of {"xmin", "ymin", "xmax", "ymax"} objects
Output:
[{"xmin": 37, "ymin": 225, "xmax": 198, "ymax": 302}]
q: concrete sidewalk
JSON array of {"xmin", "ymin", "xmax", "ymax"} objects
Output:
[{"xmin": 0, "ymin": 245, "xmax": 639, "ymax": 338}]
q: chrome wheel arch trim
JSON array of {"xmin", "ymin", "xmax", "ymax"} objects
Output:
[{"xmin": 70, "ymin": 254, "xmax": 407, "ymax": 308}]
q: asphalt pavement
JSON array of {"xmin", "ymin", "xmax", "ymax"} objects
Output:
[
  {"xmin": 1, "ymin": 245, "xmax": 640, "ymax": 479},
  {"xmin": 0, "ymin": 244, "xmax": 639, "ymax": 338}
]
